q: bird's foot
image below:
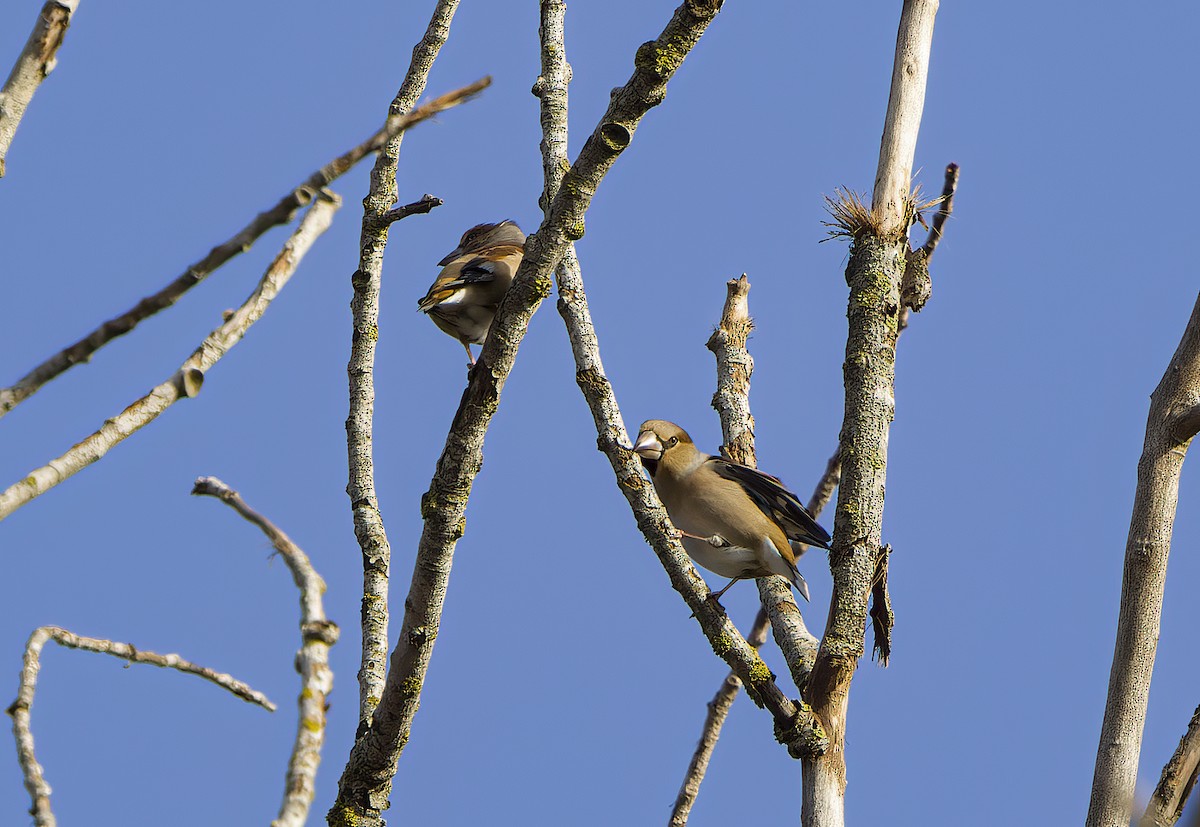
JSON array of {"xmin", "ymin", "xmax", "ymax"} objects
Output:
[
  {"xmin": 676, "ymin": 529, "xmax": 729, "ymax": 548},
  {"xmin": 688, "ymin": 592, "xmax": 726, "ymax": 619}
]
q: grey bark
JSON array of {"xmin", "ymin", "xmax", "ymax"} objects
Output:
[
  {"xmin": 1088, "ymin": 292, "xmax": 1200, "ymax": 826},
  {"xmin": 0, "ymin": 78, "xmax": 482, "ymax": 419},
  {"xmin": 803, "ymin": 3, "xmax": 938, "ymax": 825},
  {"xmin": 0, "ymin": 192, "xmax": 340, "ymax": 521},
  {"xmin": 327, "ymin": 3, "xmax": 740, "ymax": 823},
  {"xmin": 0, "ymin": 0, "xmax": 80, "ymax": 178},
  {"xmin": 345, "ymin": 0, "xmax": 460, "ymax": 734},
  {"xmin": 192, "ymin": 477, "xmax": 339, "ymax": 827}
]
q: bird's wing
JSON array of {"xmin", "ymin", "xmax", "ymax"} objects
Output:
[
  {"xmin": 707, "ymin": 458, "xmax": 832, "ymax": 549},
  {"xmin": 417, "ymin": 258, "xmax": 499, "ymax": 312}
]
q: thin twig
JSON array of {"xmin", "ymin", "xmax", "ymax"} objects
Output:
[
  {"xmin": 920, "ymin": 162, "xmax": 959, "ymax": 258},
  {"xmin": 0, "ymin": 191, "xmax": 341, "ymax": 522},
  {"xmin": 670, "ymin": 612, "xmax": 771, "ymax": 827},
  {"xmin": 0, "ymin": 0, "xmax": 80, "ymax": 178},
  {"xmin": 376, "ymin": 194, "xmax": 443, "ymax": 229},
  {"xmin": 7, "ymin": 625, "xmax": 274, "ymax": 827},
  {"xmin": 344, "ymin": 0, "xmax": 461, "ymax": 741},
  {"xmin": 191, "ymin": 476, "xmax": 339, "ymax": 827},
  {"xmin": 330, "ymin": 2, "xmax": 787, "ymax": 824},
  {"xmin": 0, "ymin": 77, "xmax": 486, "ymax": 418},
  {"xmin": 1088, "ymin": 291, "xmax": 1200, "ymax": 827}
]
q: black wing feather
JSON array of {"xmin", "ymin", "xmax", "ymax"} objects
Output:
[
  {"xmin": 440, "ymin": 257, "xmax": 496, "ymax": 289},
  {"xmin": 708, "ymin": 458, "xmax": 832, "ymax": 549}
]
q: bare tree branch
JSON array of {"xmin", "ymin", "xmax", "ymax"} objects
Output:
[
  {"xmin": 804, "ymin": 3, "xmax": 938, "ymax": 825},
  {"xmin": 707, "ymin": 275, "xmax": 757, "ymax": 467},
  {"xmin": 0, "ymin": 191, "xmax": 340, "ymax": 522},
  {"xmin": 329, "ymin": 3, "xmax": 779, "ymax": 824},
  {"xmin": 346, "ymin": 0, "xmax": 460, "ymax": 737},
  {"xmin": 871, "ymin": 0, "xmax": 938, "ymax": 237},
  {"xmin": 0, "ymin": 0, "xmax": 80, "ymax": 178},
  {"xmin": 377, "ymin": 194, "xmax": 442, "ymax": 229},
  {"xmin": 670, "ymin": 611, "xmax": 772, "ymax": 827},
  {"xmin": 1088, "ymin": 291, "xmax": 1200, "ymax": 827},
  {"xmin": 678, "ymin": 157, "xmax": 958, "ymax": 819},
  {"xmin": 7, "ymin": 625, "xmax": 274, "ymax": 827},
  {"xmin": 545, "ymin": 0, "xmax": 827, "ymax": 761},
  {"xmin": 191, "ymin": 476, "xmax": 339, "ymax": 827},
  {"xmin": 920, "ymin": 162, "xmax": 959, "ymax": 258},
  {"xmin": 670, "ymin": 275, "xmax": 824, "ymax": 825},
  {"xmin": 1141, "ymin": 704, "xmax": 1200, "ymax": 827},
  {"xmin": 704, "ymin": 275, "xmax": 822, "ymax": 692},
  {"xmin": 0, "ymin": 77, "xmax": 486, "ymax": 419}
]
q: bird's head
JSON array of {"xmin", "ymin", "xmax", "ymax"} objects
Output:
[
  {"xmin": 632, "ymin": 420, "xmax": 694, "ymax": 475},
  {"xmin": 438, "ymin": 220, "xmax": 526, "ymax": 265}
]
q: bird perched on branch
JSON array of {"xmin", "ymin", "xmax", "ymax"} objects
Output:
[
  {"xmin": 417, "ymin": 220, "xmax": 526, "ymax": 366},
  {"xmin": 632, "ymin": 419, "xmax": 831, "ymax": 601}
]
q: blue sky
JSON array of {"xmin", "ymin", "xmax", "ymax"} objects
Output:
[{"xmin": 2, "ymin": 2, "xmax": 1198, "ymax": 824}]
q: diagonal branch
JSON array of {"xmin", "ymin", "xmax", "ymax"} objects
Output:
[
  {"xmin": 328, "ymin": 3, "xmax": 752, "ymax": 824},
  {"xmin": 1088, "ymin": 291, "xmax": 1200, "ymax": 827},
  {"xmin": 545, "ymin": 0, "xmax": 825, "ymax": 760},
  {"xmin": 7, "ymin": 625, "xmax": 273, "ymax": 827},
  {"xmin": 670, "ymin": 610, "xmax": 772, "ymax": 827},
  {"xmin": 1140, "ymin": 704, "xmax": 1200, "ymax": 827},
  {"xmin": 346, "ymin": 0, "xmax": 460, "ymax": 736},
  {"xmin": 191, "ymin": 476, "xmax": 339, "ymax": 827},
  {"xmin": 0, "ymin": 0, "xmax": 80, "ymax": 178},
  {"xmin": 0, "ymin": 190, "xmax": 340, "ymax": 522},
  {"xmin": 0, "ymin": 77, "xmax": 486, "ymax": 419}
]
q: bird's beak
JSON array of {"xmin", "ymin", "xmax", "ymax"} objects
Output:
[
  {"xmin": 632, "ymin": 431, "xmax": 664, "ymax": 460},
  {"xmin": 437, "ymin": 247, "xmax": 464, "ymax": 267}
]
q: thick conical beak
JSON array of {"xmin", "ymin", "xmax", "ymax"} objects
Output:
[
  {"xmin": 437, "ymin": 247, "xmax": 464, "ymax": 267},
  {"xmin": 632, "ymin": 431, "xmax": 664, "ymax": 460}
]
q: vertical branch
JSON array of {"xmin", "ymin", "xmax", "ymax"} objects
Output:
[
  {"xmin": 191, "ymin": 477, "xmax": 340, "ymax": 827},
  {"xmin": 804, "ymin": 3, "xmax": 938, "ymax": 825},
  {"xmin": 1088, "ymin": 292, "xmax": 1200, "ymax": 827},
  {"xmin": 346, "ymin": 0, "xmax": 461, "ymax": 733},
  {"xmin": 707, "ymin": 275, "xmax": 757, "ymax": 466},
  {"xmin": 670, "ymin": 275, "xmax": 824, "ymax": 826},
  {"xmin": 0, "ymin": 0, "xmax": 80, "ymax": 178},
  {"xmin": 871, "ymin": 0, "xmax": 938, "ymax": 237}
]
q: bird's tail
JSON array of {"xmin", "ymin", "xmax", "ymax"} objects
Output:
[{"xmin": 788, "ymin": 565, "xmax": 811, "ymax": 602}]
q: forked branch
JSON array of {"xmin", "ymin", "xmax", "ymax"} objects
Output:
[
  {"xmin": 329, "ymin": 3, "xmax": 738, "ymax": 824},
  {"xmin": 345, "ymin": 0, "xmax": 461, "ymax": 735}
]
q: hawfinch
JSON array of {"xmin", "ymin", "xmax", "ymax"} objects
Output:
[
  {"xmin": 632, "ymin": 420, "xmax": 831, "ymax": 601},
  {"xmin": 417, "ymin": 220, "xmax": 526, "ymax": 365}
]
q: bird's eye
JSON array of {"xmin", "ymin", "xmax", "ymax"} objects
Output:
[{"xmin": 667, "ymin": 436, "xmax": 679, "ymax": 447}]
